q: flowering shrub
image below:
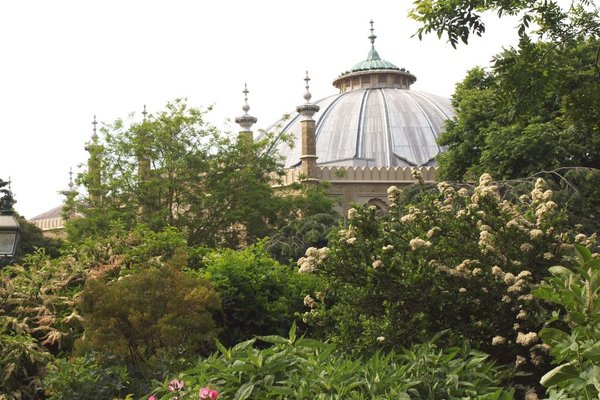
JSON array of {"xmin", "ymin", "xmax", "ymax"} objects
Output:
[
  {"xmin": 145, "ymin": 324, "xmax": 514, "ymax": 399},
  {"xmin": 299, "ymin": 174, "xmax": 597, "ymax": 382}
]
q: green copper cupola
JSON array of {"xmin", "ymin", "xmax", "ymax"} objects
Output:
[{"xmin": 332, "ymin": 20, "xmax": 416, "ymax": 93}]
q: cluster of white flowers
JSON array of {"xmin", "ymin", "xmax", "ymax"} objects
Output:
[
  {"xmin": 457, "ymin": 187, "xmax": 469, "ymax": 197},
  {"xmin": 517, "ymin": 270, "xmax": 532, "ymax": 280},
  {"xmin": 520, "ymin": 243, "xmax": 534, "ymax": 252},
  {"xmin": 372, "ymin": 259, "xmax": 383, "ymax": 269},
  {"xmin": 409, "ymin": 238, "xmax": 432, "ymax": 250},
  {"xmin": 503, "ymin": 272, "xmax": 517, "ymax": 285},
  {"xmin": 297, "ymin": 247, "xmax": 330, "ymax": 273},
  {"xmin": 491, "ymin": 266, "xmax": 505, "ymax": 279},
  {"xmin": 478, "ymin": 230, "xmax": 495, "ymax": 253},
  {"xmin": 376, "ymin": 336, "xmax": 386, "ymax": 342},
  {"xmin": 400, "ymin": 213, "xmax": 417, "ymax": 224},
  {"xmin": 410, "ymin": 167, "xmax": 423, "ymax": 182},
  {"xmin": 515, "ymin": 355, "xmax": 527, "ymax": 368},
  {"xmin": 529, "ymin": 229, "xmax": 544, "ymax": 240},
  {"xmin": 458, "ymin": 287, "xmax": 467, "ymax": 293},
  {"xmin": 347, "ymin": 207, "xmax": 359, "ymax": 220},
  {"xmin": 303, "ymin": 294, "xmax": 317, "ymax": 308},
  {"xmin": 492, "ymin": 336, "xmax": 506, "ymax": 346},
  {"xmin": 517, "ymin": 309, "xmax": 527, "ymax": 320},
  {"xmin": 531, "ymin": 178, "xmax": 553, "ymax": 202},
  {"xmin": 387, "ymin": 185, "xmax": 401, "ymax": 206},
  {"xmin": 524, "ymin": 387, "xmax": 539, "ymax": 400},
  {"xmin": 382, "ymin": 244, "xmax": 394, "ymax": 252},
  {"xmin": 426, "ymin": 226, "xmax": 441, "ymax": 239},
  {"xmin": 516, "ymin": 331, "xmax": 539, "ymax": 346},
  {"xmin": 471, "ymin": 173, "xmax": 501, "ymax": 204},
  {"xmin": 437, "ymin": 182, "xmax": 456, "ymax": 204}
]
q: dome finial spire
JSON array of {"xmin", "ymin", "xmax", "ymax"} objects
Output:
[
  {"xmin": 68, "ymin": 167, "xmax": 74, "ymax": 190},
  {"xmin": 369, "ymin": 19, "xmax": 377, "ymax": 49},
  {"xmin": 242, "ymin": 83, "xmax": 251, "ymax": 115},
  {"xmin": 142, "ymin": 105, "xmax": 148, "ymax": 122},
  {"xmin": 91, "ymin": 115, "xmax": 98, "ymax": 142},
  {"xmin": 235, "ymin": 83, "xmax": 257, "ymax": 133},
  {"xmin": 303, "ymin": 71, "xmax": 313, "ymax": 104}
]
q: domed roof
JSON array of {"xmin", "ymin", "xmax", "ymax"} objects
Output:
[{"xmin": 263, "ymin": 21, "xmax": 454, "ymax": 168}]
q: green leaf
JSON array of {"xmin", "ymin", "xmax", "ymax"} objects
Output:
[
  {"xmin": 548, "ymin": 266, "xmax": 573, "ymax": 277},
  {"xmin": 289, "ymin": 322, "xmax": 297, "ymax": 344},
  {"xmin": 539, "ymin": 327, "xmax": 570, "ymax": 348},
  {"xmin": 255, "ymin": 335, "xmax": 289, "ymax": 345},
  {"xmin": 582, "ymin": 342, "xmax": 600, "ymax": 362},
  {"xmin": 575, "ymin": 244, "xmax": 592, "ymax": 264},
  {"xmin": 540, "ymin": 362, "xmax": 580, "ymax": 388},
  {"xmin": 233, "ymin": 382, "xmax": 255, "ymax": 400}
]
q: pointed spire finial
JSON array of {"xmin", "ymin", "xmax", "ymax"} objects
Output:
[
  {"xmin": 369, "ymin": 19, "xmax": 377, "ymax": 49},
  {"xmin": 242, "ymin": 83, "xmax": 251, "ymax": 115},
  {"xmin": 303, "ymin": 71, "xmax": 312, "ymax": 104},
  {"xmin": 91, "ymin": 115, "xmax": 98, "ymax": 141},
  {"xmin": 68, "ymin": 168, "xmax": 74, "ymax": 190},
  {"xmin": 142, "ymin": 105, "xmax": 148, "ymax": 121},
  {"xmin": 235, "ymin": 83, "xmax": 257, "ymax": 132}
]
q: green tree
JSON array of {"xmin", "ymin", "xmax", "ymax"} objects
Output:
[
  {"xmin": 409, "ymin": 0, "xmax": 599, "ymax": 48},
  {"xmin": 79, "ymin": 264, "xmax": 221, "ymax": 365},
  {"xmin": 69, "ymin": 99, "xmax": 333, "ymax": 248},
  {"xmin": 437, "ymin": 38, "xmax": 600, "ymax": 181}
]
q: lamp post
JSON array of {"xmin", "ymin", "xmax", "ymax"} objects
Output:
[{"xmin": 0, "ymin": 192, "xmax": 22, "ymax": 264}]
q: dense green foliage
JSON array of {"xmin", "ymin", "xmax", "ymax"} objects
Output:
[
  {"xmin": 79, "ymin": 264, "xmax": 221, "ymax": 365},
  {"xmin": 409, "ymin": 0, "xmax": 599, "ymax": 47},
  {"xmin": 534, "ymin": 245, "xmax": 600, "ymax": 398},
  {"xmin": 147, "ymin": 325, "xmax": 514, "ymax": 400},
  {"xmin": 202, "ymin": 244, "xmax": 321, "ymax": 347},
  {"xmin": 68, "ymin": 100, "xmax": 337, "ymax": 249},
  {"xmin": 299, "ymin": 174, "xmax": 597, "ymax": 383},
  {"xmin": 437, "ymin": 38, "xmax": 600, "ymax": 181}
]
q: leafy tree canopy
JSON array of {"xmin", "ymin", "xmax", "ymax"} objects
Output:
[
  {"xmin": 68, "ymin": 99, "xmax": 336, "ymax": 248},
  {"xmin": 437, "ymin": 37, "xmax": 600, "ymax": 182},
  {"xmin": 409, "ymin": 0, "xmax": 599, "ymax": 47}
]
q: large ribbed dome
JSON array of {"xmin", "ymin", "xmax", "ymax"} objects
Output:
[{"xmin": 264, "ymin": 22, "xmax": 454, "ymax": 168}]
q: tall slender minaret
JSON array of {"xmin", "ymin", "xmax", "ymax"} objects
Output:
[
  {"xmin": 85, "ymin": 115, "xmax": 103, "ymax": 205},
  {"xmin": 137, "ymin": 105, "xmax": 151, "ymax": 183},
  {"xmin": 296, "ymin": 72, "xmax": 320, "ymax": 182},
  {"xmin": 234, "ymin": 83, "xmax": 257, "ymax": 143}
]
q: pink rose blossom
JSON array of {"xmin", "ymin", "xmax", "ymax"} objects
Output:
[
  {"xmin": 148, "ymin": 396, "xmax": 157, "ymax": 400},
  {"xmin": 200, "ymin": 387, "xmax": 219, "ymax": 399}
]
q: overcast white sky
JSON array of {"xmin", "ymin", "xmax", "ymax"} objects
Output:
[{"xmin": 0, "ymin": 1, "xmax": 520, "ymax": 218}]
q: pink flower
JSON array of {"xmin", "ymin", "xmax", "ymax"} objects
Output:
[
  {"xmin": 200, "ymin": 387, "xmax": 219, "ymax": 399},
  {"xmin": 148, "ymin": 396, "xmax": 157, "ymax": 400},
  {"xmin": 168, "ymin": 379, "xmax": 184, "ymax": 392}
]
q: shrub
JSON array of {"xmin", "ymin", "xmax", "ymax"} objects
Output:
[
  {"xmin": 298, "ymin": 174, "xmax": 597, "ymax": 375},
  {"xmin": 534, "ymin": 245, "xmax": 600, "ymax": 399},
  {"xmin": 202, "ymin": 243, "xmax": 321, "ymax": 346},
  {"xmin": 79, "ymin": 264, "xmax": 221, "ymax": 365},
  {"xmin": 146, "ymin": 325, "xmax": 515, "ymax": 399},
  {"xmin": 44, "ymin": 355, "xmax": 129, "ymax": 400}
]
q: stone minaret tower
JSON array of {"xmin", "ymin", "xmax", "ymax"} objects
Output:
[
  {"xmin": 137, "ymin": 105, "xmax": 152, "ymax": 183},
  {"xmin": 234, "ymin": 83, "xmax": 257, "ymax": 143},
  {"xmin": 296, "ymin": 72, "xmax": 320, "ymax": 182},
  {"xmin": 85, "ymin": 115, "xmax": 103, "ymax": 205}
]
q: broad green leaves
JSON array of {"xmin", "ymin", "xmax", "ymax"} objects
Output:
[{"xmin": 534, "ymin": 245, "xmax": 600, "ymax": 398}]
